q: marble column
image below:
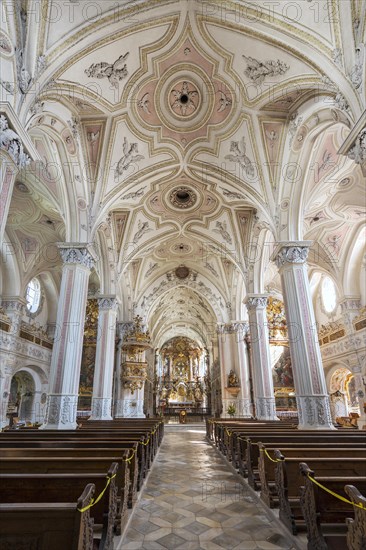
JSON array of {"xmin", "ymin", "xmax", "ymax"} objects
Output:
[
  {"xmin": 245, "ymin": 296, "xmax": 278, "ymax": 421},
  {"xmin": 217, "ymin": 324, "xmax": 236, "ymax": 417},
  {"xmin": 273, "ymin": 242, "xmax": 334, "ymax": 430},
  {"xmin": 233, "ymin": 322, "xmax": 253, "ymax": 418},
  {"xmin": 41, "ymin": 244, "xmax": 95, "ymax": 430},
  {"xmin": 89, "ymin": 296, "xmax": 118, "ymax": 420}
]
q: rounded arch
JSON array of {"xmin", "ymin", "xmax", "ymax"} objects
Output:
[
  {"xmin": 279, "ymin": 105, "xmax": 351, "ymax": 241},
  {"xmin": 9, "ymin": 364, "xmax": 48, "ymax": 425},
  {"xmin": 342, "ymin": 224, "xmax": 366, "ymax": 297}
]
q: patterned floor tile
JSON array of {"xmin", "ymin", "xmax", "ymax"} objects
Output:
[
  {"xmin": 211, "ymin": 532, "xmax": 243, "ymax": 549},
  {"xmin": 184, "ymin": 520, "xmax": 211, "ymax": 535},
  {"xmin": 118, "ymin": 427, "xmax": 301, "ymax": 550},
  {"xmin": 155, "ymin": 533, "xmax": 187, "ymax": 548}
]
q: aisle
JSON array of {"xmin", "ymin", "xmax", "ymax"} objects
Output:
[{"xmin": 117, "ymin": 426, "xmax": 299, "ymax": 550}]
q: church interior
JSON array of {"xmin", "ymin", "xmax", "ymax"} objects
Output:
[{"xmin": 0, "ymin": 1, "xmax": 365, "ymax": 549}]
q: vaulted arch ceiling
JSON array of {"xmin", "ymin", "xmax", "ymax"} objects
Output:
[{"xmin": 3, "ymin": 0, "xmax": 365, "ymax": 327}]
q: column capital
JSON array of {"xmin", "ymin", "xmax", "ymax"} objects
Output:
[
  {"xmin": 339, "ymin": 296, "xmax": 361, "ymax": 312},
  {"xmin": 1, "ymin": 296, "xmax": 27, "ymax": 313},
  {"xmin": 117, "ymin": 321, "xmax": 134, "ymax": 340},
  {"xmin": 245, "ymin": 294, "xmax": 268, "ymax": 310},
  {"xmin": 97, "ymin": 296, "xmax": 118, "ymax": 311},
  {"xmin": 272, "ymin": 241, "xmax": 312, "ymax": 269},
  {"xmin": 338, "ymin": 112, "xmax": 366, "ymax": 175},
  {"xmin": 57, "ymin": 243, "xmax": 97, "ymax": 269},
  {"xmin": 0, "ymin": 111, "xmax": 36, "ymax": 168},
  {"xmin": 231, "ymin": 321, "xmax": 249, "ymax": 335}
]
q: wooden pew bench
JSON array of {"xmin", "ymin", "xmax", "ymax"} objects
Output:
[
  {"xmin": 0, "ymin": 483, "xmax": 95, "ymax": 550},
  {"xmin": 0, "ymin": 435, "xmax": 145, "ymax": 494},
  {"xmin": 246, "ymin": 438, "xmax": 366, "ymax": 489},
  {"xmin": 235, "ymin": 433, "xmax": 366, "ymax": 481},
  {"xmin": 0, "ymin": 454, "xmax": 131, "ymax": 530},
  {"xmin": 299, "ymin": 463, "xmax": 366, "ymax": 550},
  {"xmin": 0, "ymin": 463, "xmax": 118, "ymax": 550},
  {"xmin": 345, "ymin": 485, "xmax": 366, "ymax": 550},
  {"xmin": 257, "ymin": 443, "xmax": 366, "ymax": 508},
  {"xmin": 274, "ymin": 453, "xmax": 366, "ymax": 535},
  {"xmin": 1, "ymin": 430, "xmax": 154, "ymax": 476}
]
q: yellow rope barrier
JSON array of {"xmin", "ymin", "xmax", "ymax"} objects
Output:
[
  {"xmin": 140, "ymin": 437, "xmax": 150, "ymax": 446},
  {"xmin": 123, "ymin": 448, "xmax": 137, "ymax": 462},
  {"xmin": 225, "ymin": 429, "xmax": 232, "ymax": 437},
  {"xmin": 78, "ymin": 474, "xmax": 117, "ymax": 513},
  {"xmin": 307, "ymin": 474, "xmax": 366, "ymax": 511},
  {"xmin": 260, "ymin": 448, "xmax": 281, "ymax": 463}
]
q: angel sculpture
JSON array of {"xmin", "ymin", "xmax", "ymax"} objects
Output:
[
  {"xmin": 217, "ymin": 91, "xmax": 232, "ymax": 112},
  {"xmin": 137, "ymin": 93, "xmax": 150, "ymax": 114},
  {"xmin": 225, "ymin": 137, "xmax": 255, "ymax": 178},
  {"xmin": 243, "ymin": 55, "xmax": 289, "ymax": 86},
  {"xmin": 317, "ymin": 149, "xmax": 333, "ymax": 176},
  {"xmin": 85, "ymin": 52, "xmax": 129, "ymax": 89},
  {"xmin": 87, "ymin": 131, "xmax": 100, "ymax": 144},
  {"xmin": 133, "ymin": 220, "xmax": 152, "ymax": 244},
  {"xmin": 114, "ymin": 137, "xmax": 144, "ymax": 181},
  {"xmin": 213, "ymin": 221, "xmax": 232, "ymax": 245}
]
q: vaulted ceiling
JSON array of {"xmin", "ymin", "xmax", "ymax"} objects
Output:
[{"xmin": 1, "ymin": 0, "xmax": 365, "ymax": 347}]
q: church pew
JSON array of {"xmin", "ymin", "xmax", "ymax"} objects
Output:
[
  {"xmin": 257, "ymin": 443, "xmax": 366, "ymax": 508},
  {"xmin": 0, "ymin": 483, "xmax": 95, "ymax": 550},
  {"xmin": 0, "ymin": 448, "xmax": 131, "ymax": 526},
  {"xmin": 0, "ymin": 462, "xmax": 118, "ymax": 549},
  {"xmin": 345, "ymin": 485, "xmax": 366, "ymax": 550},
  {"xmin": 234, "ymin": 434, "xmax": 366, "ymax": 480},
  {"xmin": 232, "ymin": 428, "xmax": 364, "ymax": 465},
  {"xmin": 246, "ymin": 438, "xmax": 366, "ymax": 489},
  {"xmin": 299, "ymin": 463, "xmax": 366, "ymax": 550},
  {"xmin": 0, "ymin": 454, "xmax": 133, "ymax": 519},
  {"xmin": 81, "ymin": 419, "xmax": 164, "ymax": 447},
  {"xmin": 274, "ymin": 453, "xmax": 366, "ymax": 535},
  {"xmin": 0, "ymin": 435, "xmax": 148, "ymax": 490},
  {"xmin": 3, "ymin": 427, "xmax": 158, "ymax": 463},
  {"xmin": 77, "ymin": 419, "xmax": 164, "ymax": 452}
]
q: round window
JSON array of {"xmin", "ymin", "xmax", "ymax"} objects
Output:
[{"xmin": 26, "ymin": 277, "xmax": 42, "ymax": 314}]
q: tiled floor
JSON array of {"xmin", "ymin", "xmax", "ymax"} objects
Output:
[{"xmin": 116, "ymin": 425, "xmax": 302, "ymax": 550}]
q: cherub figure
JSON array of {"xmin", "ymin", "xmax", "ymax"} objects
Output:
[
  {"xmin": 225, "ymin": 137, "xmax": 255, "ymax": 178},
  {"xmin": 114, "ymin": 137, "xmax": 144, "ymax": 181},
  {"xmin": 85, "ymin": 52, "xmax": 129, "ymax": 88}
]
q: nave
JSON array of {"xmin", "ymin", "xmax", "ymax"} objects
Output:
[{"xmin": 118, "ymin": 425, "xmax": 299, "ymax": 550}]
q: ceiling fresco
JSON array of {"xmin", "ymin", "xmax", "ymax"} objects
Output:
[{"xmin": 1, "ymin": 0, "xmax": 365, "ymax": 349}]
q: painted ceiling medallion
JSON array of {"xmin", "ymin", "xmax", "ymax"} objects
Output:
[
  {"xmin": 169, "ymin": 81, "xmax": 199, "ymax": 117},
  {"xmin": 134, "ymin": 36, "xmax": 233, "ymax": 149},
  {"xmin": 175, "ymin": 265, "xmax": 190, "ymax": 279},
  {"xmin": 169, "ymin": 186, "xmax": 197, "ymax": 209}
]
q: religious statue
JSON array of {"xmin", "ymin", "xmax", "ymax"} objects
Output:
[{"xmin": 228, "ymin": 370, "xmax": 240, "ymax": 387}]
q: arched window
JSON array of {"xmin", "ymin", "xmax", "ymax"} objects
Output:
[
  {"xmin": 25, "ymin": 277, "xmax": 42, "ymax": 314},
  {"xmin": 321, "ymin": 276, "xmax": 337, "ymax": 313}
]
